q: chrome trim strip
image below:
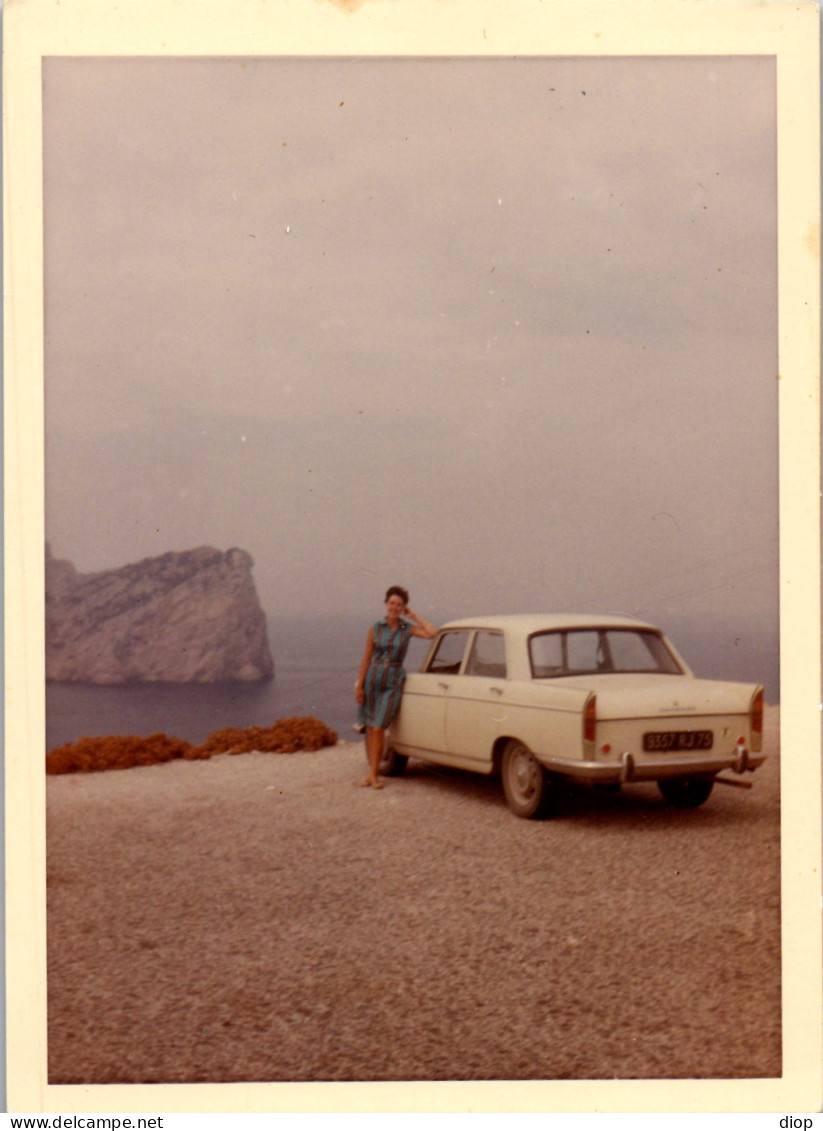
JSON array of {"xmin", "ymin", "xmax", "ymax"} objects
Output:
[{"xmin": 535, "ymin": 752, "xmax": 767, "ymax": 783}]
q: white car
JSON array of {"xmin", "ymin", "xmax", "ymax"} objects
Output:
[{"xmin": 383, "ymin": 614, "xmax": 766, "ymax": 819}]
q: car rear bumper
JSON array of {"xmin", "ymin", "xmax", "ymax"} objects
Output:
[{"xmin": 540, "ymin": 745, "xmax": 766, "ymax": 784}]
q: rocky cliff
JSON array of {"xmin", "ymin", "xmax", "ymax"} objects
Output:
[{"xmin": 46, "ymin": 545, "xmax": 274, "ymax": 684}]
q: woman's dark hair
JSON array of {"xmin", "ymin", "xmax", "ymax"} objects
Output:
[{"xmin": 385, "ymin": 585, "xmax": 409, "ymax": 606}]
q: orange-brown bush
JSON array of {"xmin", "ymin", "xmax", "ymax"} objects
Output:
[
  {"xmin": 46, "ymin": 716, "xmax": 338, "ymax": 775},
  {"xmin": 46, "ymin": 733, "xmax": 193, "ymax": 775},
  {"xmin": 189, "ymin": 716, "xmax": 338, "ymax": 759}
]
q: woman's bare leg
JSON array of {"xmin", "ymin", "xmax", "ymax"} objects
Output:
[{"xmin": 360, "ymin": 727, "xmax": 385, "ymax": 788}]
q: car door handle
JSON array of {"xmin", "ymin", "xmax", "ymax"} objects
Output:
[
  {"xmin": 437, "ymin": 681, "xmax": 450, "ymax": 691},
  {"xmin": 490, "ymin": 686, "xmax": 504, "ymax": 695}
]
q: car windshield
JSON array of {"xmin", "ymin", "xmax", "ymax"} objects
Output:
[{"xmin": 529, "ymin": 628, "xmax": 684, "ymax": 678}]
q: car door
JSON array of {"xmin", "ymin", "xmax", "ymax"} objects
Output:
[
  {"xmin": 444, "ymin": 629, "xmax": 508, "ymax": 771},
  {"xmin": 393, "ymin": 629, "xmax": 470, "ymax": 759}
]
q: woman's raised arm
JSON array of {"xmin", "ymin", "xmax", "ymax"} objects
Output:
[{"xmin": 405, "ymin": 608, "xmax": 437, "ymax": 640}]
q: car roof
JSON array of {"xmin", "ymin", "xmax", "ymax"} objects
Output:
[{"xmin": 439, "ymin": 613, "xmax": 660, "ymax": 634}]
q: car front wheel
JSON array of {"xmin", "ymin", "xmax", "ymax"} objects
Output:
[
  {"xmin": 657, "ymin": 776, "xmax": 714, "ymax": 808},
  {"xmin": 501, "ymin": 740, "xmax": 558, "ymax": 819}
]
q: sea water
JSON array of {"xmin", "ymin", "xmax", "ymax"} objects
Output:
[
  {"xmin": 44, "ymin": 614, "xmax": 778, "ymax": 753},
  {"xmin": 45, "ymin": 616, "xmax": 434, "ymax": 751}
]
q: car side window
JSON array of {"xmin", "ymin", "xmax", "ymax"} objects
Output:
[
  {"xmin": 465, "ymin": 631, "xmax": 507, "ymax": 678},
  {"xmin": 426, "ymin": 631, "xmax": 469, "ymax": 675}
]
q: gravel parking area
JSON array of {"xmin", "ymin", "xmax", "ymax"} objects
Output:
[{"xmin": 46, "ymin": 709, "xmax": 780, "ymax": 1084}]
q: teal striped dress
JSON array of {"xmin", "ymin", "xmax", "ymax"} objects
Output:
[{"xmin": 360, "ymin": 617, "xmax": 413, "ymax": 729}]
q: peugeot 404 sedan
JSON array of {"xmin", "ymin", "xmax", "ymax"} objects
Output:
[{"xmin": 382, "ymin": 614, "xmax": 765, "ymax": 819}]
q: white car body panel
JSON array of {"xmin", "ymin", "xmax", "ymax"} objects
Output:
[{"xmin": 389, "ymin": 615, "xmax": 766, "ymax": 787}]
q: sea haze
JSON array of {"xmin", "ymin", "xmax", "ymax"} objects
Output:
[{"xmin": 45, "ymin": 613, "xmax": 779, "ymax": 753}]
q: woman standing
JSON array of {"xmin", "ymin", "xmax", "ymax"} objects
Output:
[{"xmin": 355, "ymin": 586, "xmax": 437, "ymax": 789}]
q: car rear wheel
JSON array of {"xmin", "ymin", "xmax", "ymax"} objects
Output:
[
  {"xmin": 501, "ymin": 739, "xmax": 558, "ymax": 819},
  {"xmin": 377, "ymin": 745, "xmax": 408, "ymax": 777},
  {"xmin": 657, "ymin": 776, "xmax": 715, "ymax": 808}
]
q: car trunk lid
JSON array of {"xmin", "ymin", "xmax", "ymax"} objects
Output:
[{"xmin": 556, "ymin": 673, "xmax": 756, "ymax": 721}]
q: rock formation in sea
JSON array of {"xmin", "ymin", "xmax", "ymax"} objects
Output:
[{"xmin": 45, "ymin": 544, "xmax": 274, "ymax": 684}]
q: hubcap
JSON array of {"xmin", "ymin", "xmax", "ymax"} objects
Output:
[{"xmin": 510, "ymin": 747, "xmax": 536, "ymax": 800}]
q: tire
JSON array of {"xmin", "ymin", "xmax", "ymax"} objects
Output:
[
  {"xmin": 657, "ymin": 776, "xmax": 715, "ymax": 809},
  {"xmin": 378, "ymin": 745, "xmax": 408, "ymax": 777},
  {"xmin": 501, "ymin": 739, "xmax": 559, "ymax": 819}
]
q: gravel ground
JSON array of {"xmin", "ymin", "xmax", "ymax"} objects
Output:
[{"xmin": 46, "ymin": 708, "xmax": 780, "ymax": 1084}]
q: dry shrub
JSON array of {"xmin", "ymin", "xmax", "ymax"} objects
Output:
[
  {"xmin": 45, "ymin": 717, "xmax": 338, "ymax": 774},
  {"xmin": 46, "ymin": 733, "xmax": 193, "ymax": 775},
  {"xmin": 190, "ymin": 716, "xmax": 338, "ymax": 759}
]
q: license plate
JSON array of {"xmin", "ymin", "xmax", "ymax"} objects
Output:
[{"xmin": 643, "ymin": 730, "xmax": 713, "ymax": 752}]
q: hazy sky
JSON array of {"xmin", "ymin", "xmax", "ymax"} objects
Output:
[{"xmin": 43, "ymin": 55, "xmax": 778, "ymax": 633}]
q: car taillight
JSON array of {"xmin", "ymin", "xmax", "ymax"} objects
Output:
[
  {"xmin": 750, "ymin": 688, "xmax": 764, "ymax": 752},
  {"xmin": 584, "ymin": 695, "xmax": 596, "ymax": 744}
]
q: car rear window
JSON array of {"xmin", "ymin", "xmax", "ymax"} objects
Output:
[{"xmin": 530, "ymin": 629, "xmax": 683, "ymax": 677}]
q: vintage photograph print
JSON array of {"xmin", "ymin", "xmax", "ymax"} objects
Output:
[
  {"xmin": 41, "ymin": 45, "xmax": 782, "ymax": 1079},
  {"xmin": 5, "ymin": 0, "xmax": 821, "ymax": 1116}
]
